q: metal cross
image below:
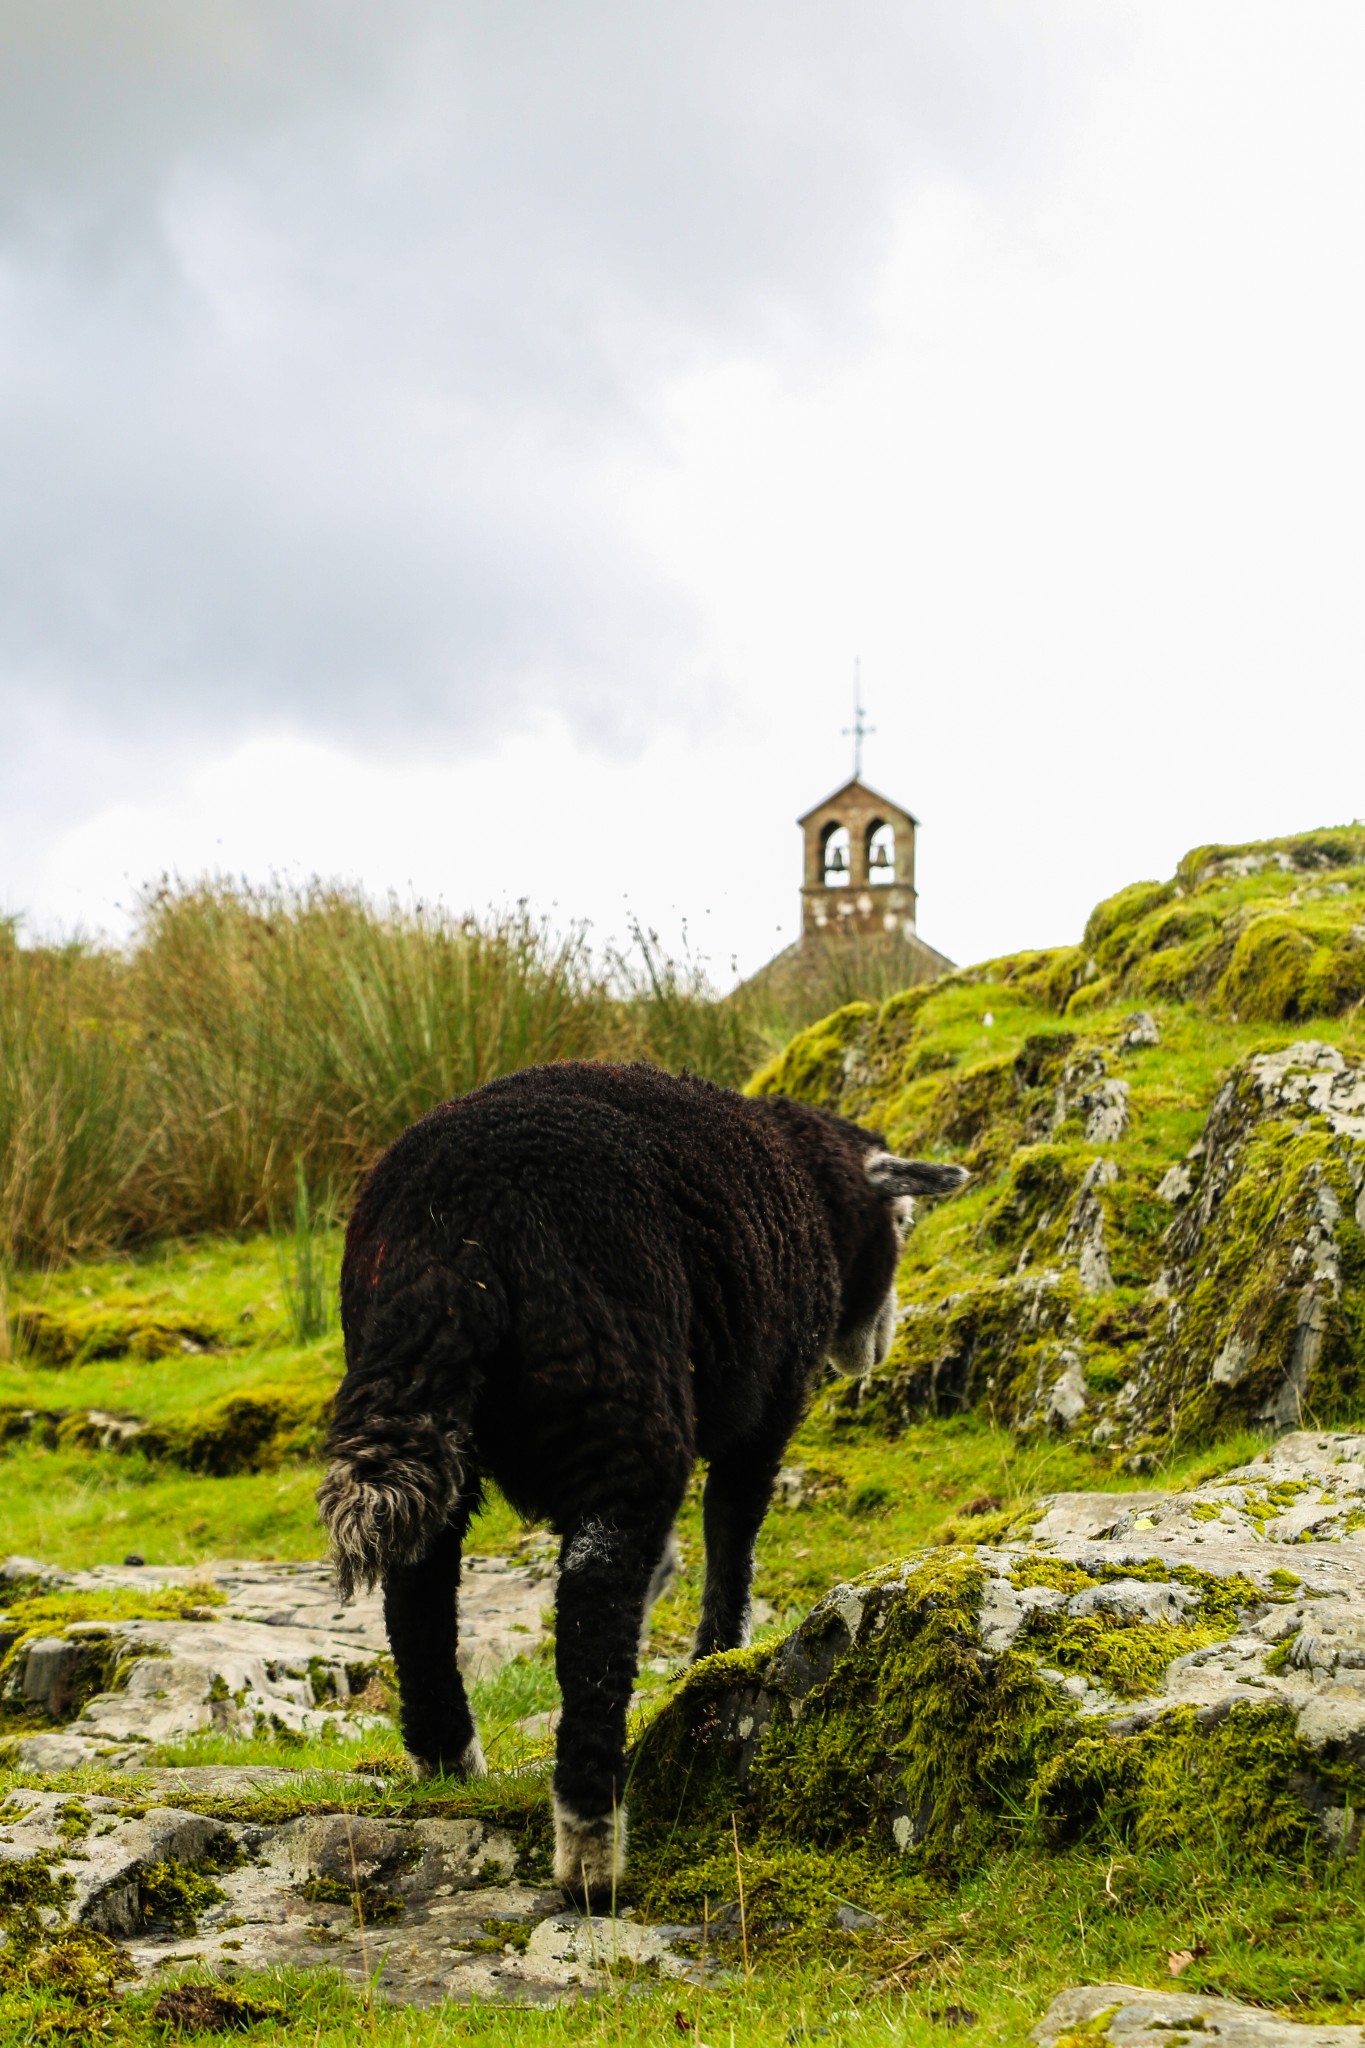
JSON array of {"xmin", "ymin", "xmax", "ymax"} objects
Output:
[{"xmin": 842, "ymin": 658, "xmax": 875, "ymax": 779}]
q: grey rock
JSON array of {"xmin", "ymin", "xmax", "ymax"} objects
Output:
[
  {"xmin": 1025, "ymin": 1494, "xmax": 1166, "ymax": 1543},
  {"xmin": 774, "ymin": 1466, "xmax": 807, "ymax": 1508},
  {"xmin": 1052, "ymin": 1048, "xmax": 1132, "ymax": 1144},
  {"xmin": 1109, "ymin": 1042, "xmax": 1365, "ymax": 1448},
  {"xmin": 638, "ymin": 1431, "xmax": 1365, "ymax": 1873},
  {"xmin": 19, "ymin": 1638, "xmax": 87, "ymax": 1717},
  {"xmin": 1042, "ymin": 1352, "xmax": 1089, "ymax": 1429},
  {"xmin": 1, "ymin": 1552, "xmax": 554, "ymax": 1768},
  {"xmin": 1062, "ymin": 1158, "xmax": 1118, "ymax": 1295},
  {"xmin": 1119, "ymin": 1012, "xmax": 1161, "ymax": 1050},
  {"xmin": 0, "ymin": 1789, "xmax": 234, "ymax": 1937},
  {"xmin": 1033, "ymin": 1983, "xmax": 1364, "ymax": 2047},
  {"xmin": 0, "ymin": 1776, "xmax": 702, "ymax": 2007}
]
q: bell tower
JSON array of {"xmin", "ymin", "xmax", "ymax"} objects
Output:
[{"xmin": 799, "ymin": 777, "xmax": 920, "ymax": 941}]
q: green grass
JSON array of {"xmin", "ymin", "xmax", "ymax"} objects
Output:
[
  {"xmin": 0, "ymin": 1222, "xmax": 1264, "ymax": 1577},
  {"xmin": 0, "ymin": 1831, "xmax": 1361, "ymax": 2045},
  {"xmin": 0, "ymin": 881, "xmax": 929, "ymax": 1268}
]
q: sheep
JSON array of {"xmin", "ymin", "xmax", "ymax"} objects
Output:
[{"xmin": 317, "ymin": 1060, "xmax": 967, "ymax": 1903}]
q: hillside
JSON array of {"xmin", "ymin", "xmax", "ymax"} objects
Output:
[
  {"xmin": 754, "ymin": 826, "xmax": 1365, "ymax": 1464},
  {"xmin": 2, "ymin": 826, "xmax": 1364, "ymax": 2044}
]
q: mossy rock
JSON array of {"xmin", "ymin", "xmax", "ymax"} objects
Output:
[
  {"xmin": 627, "ymin": 1432, "xmax": 1365, "ymax": 1919},
  {"xmin": 751, "ymin": 825, "xmax": 1365, "ymax": 1457},
  {"xmin": 135, "ymin": 1391, "xmax": 330, "ymax": 1475},
  {"xmin": 13, "ymin": 1304, "xmax": 221, "ymax": 1366}
]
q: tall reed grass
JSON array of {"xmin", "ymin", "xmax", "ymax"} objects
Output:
[
  {"xmin": 0, "ymin": 882, "xmax": 932, "ymax": 1266},
  {"xmin": 273, "ymin": 1160, "xmax": 335, "ymax": 1345}
]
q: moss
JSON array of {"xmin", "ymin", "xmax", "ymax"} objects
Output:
[
  {"xmin": 135, "ymin": 1391, "xmax": 329, "ymax": 1474},
  {"xmin": 627, "ymin": 1540, "xmax": 1365, "ymax": 1928},
  {"xmin": 1064, "ymin": 977, "xmax": 1116, "ymax": 1018},
  {"xmin": 866, "ymin": 1271, "xmax": 1083, "ymax": 1431},
  {"xmin": 1217, "ymin": 916, "xmax": 1320, "ymax": 1022},
  {"xmin": 1037, "ymin": 1701, "xmax": 1344, "ymax": 1865},
  {"xmin": 977, "ymin": 1146, "xmax": 1083, "ymax": 1257},
  {"xmin": 0, "ymin": 1584, "xmax": 227, "ymax": 1726},
  {"xmin": 1026, "ymin": 1613, "xmax": 1223, "ymax": 1699},
  {"xmin": 0, "ymin": 1391, "xmax": 329, "ymax": 1474},
  {"xmin": 2, "ymin": 1585, "xmax": 226, "ymax": 1632},
  {"xmin": 307, "ymin": 1656, "xmax": 340, "ymax": 1706},
  {"xmin": 138, "ymin": 1857, "xmax": 229, "ymax": 1933},
  {"xmin": 54, "ymin": 1801, "xmax": 91, "ymax": 1843},
  {"xmin": 629, "ymin": 1554, "xmax": 1077, "ymax": 1912},
  {"xmin": 1173, "ymin": 1566, "xmax": 1266, "ymax": 1630},
  {"xmin": 1006, "ymin": 949, "xmax": 1090, "ymax": 1014},
  {"xmin": 11, "ymin": 1304, "xmax": 222, "ymax": 1367},
  {"xmin": 1264, "ymin": 1633, "xmax": 1300, "ymax": 1675},
  {"xmin": 298, "ymin": 1873, "xmax": 408, "ymax": 1925},
  {"xmin": 931, "ymin": 1500, "xmax": 1041, "ymax": 1547},
  {"xmin": 1177, "ymin": 826, "xmax": 1365, "ymax": 888},
  {"xmin": 1240, "ymin": 1483, "xmax": 1310, "ymax": 1528},
  {"xmin": 0, "ymin": 1854, "xmax": 75, "ymax": 1918},
  {"xmin": 1084, "ymin": 880, "xmax": 1177, "ymax": 968},
  {"xmin": 8, "ymin": 1925, "xmax": 136, "ymax": 1999},
  {"xmin": 1010, "ymin": 1562, "xmax": 1263, "ymax": 1698},
  {"xmin": 0, "ymin": 1631, "xmax": 124, "ymax": 1729},
  {"xmin": 1009, "ymin": 1558, "xmax": 1097, "ymax": 1596},
  {"xmin": 747, "ymin": 1003, "xmax": 875, "ymax": 1109}
]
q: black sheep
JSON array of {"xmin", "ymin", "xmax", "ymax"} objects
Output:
[{"xmin": 317, "ymin": 1061, "xmax": 966, "ymax": 1901}]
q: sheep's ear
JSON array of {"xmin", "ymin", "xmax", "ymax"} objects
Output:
[{"xmin": 865, "ymin": 1152, "xmax": 970, "ymax": 1198}]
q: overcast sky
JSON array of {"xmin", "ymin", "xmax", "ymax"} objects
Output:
[{"xmin": 2, "ymin": 1, "xmax": 1362, "ymax": 980}]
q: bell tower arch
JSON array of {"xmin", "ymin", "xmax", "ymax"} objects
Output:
[{"xmin": 799, "ymin": 777, "xmax": 920, "ymax": 940}]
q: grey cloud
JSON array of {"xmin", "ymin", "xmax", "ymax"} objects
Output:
[{"xmin": 0, "ymin": 0, "xmax": 1086, "ymax": 751}]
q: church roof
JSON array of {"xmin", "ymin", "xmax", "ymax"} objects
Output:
[{"xmin": 796, "ymin": 775, "xmax": 920, "ymax": 827}]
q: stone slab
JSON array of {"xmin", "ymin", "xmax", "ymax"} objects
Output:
[
  {"xmin": 1, "ymin": 1551, "xmax": 555, "ymax": 1770},
  {"xmin": 1034, "ymin": 1984, "xmax": 1365, "ymax": 2048}
]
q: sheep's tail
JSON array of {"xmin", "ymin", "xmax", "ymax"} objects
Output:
[{"xmin": 317, "ymin": 1257, "xmax": 504, "ymax": 1603}]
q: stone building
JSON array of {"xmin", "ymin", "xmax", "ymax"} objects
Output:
[{"xmin": 796, "ymin": 773, "xmax": 953, "ymax": 980}]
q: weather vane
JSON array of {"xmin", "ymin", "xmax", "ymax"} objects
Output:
[{"xmin": 842, "ymin": 657, "xmax": 875, "ymax": 778}]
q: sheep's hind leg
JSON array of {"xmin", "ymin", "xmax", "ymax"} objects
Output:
[
  {"xmin": 383, "ymin": 1483, "xmax": 485, "ymax": 1779},
  {"xmin": 694, "ymin": 1447, "xmax": 783, "ymax": 1659},
  {"xmin": 553, "ymin": 1507, "xmax": 677, "ymax": 1906}
]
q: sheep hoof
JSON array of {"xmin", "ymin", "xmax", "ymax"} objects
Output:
[{"xmin": 553, "ymin": 1797, "xmax": 627, "ymax": 1906}]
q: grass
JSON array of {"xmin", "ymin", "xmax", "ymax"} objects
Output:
[
  {"xmin": 0, "ymin": 1826, "xmax": 1361, "ymax": 2044},
  {"xmin": 0, "ymin": 1277, "xmax": 1356, "ymax": 2047},
  {"xmin": 274, "ymin": 1161, "xmax": 336, "ymax": 1345},
  {"xmin": 0, "ymin": 882, "xmax": 925, "ymax": 1267},
  {"xmin": 0, "ymin": 1223, "xmax": 1244, "ymax": 1575}
]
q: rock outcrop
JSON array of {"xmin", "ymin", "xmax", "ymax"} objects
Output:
[
  {"xmin": 1, "ymin": 1554, "xmax": 553, "ymax": 1770},
  {"xmin": 629, "ymin": 1432, "xmax": 1365, "ymax": 1892},
  {"xmin": 5, "ymin": 1439, "xmax": 1365, "ymax": 2005},
  {"xmin": 0, "ymin": 1777, "xmax": 706, "ymax": 2005},
  {"xmin": 751, "ymin": 826, "xmax": 1365, "ymax": 1455}
]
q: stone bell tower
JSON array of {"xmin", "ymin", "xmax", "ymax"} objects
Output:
[{"xmin": 799, "ymin": 776, "xmax": 921, "ymax": 942}]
